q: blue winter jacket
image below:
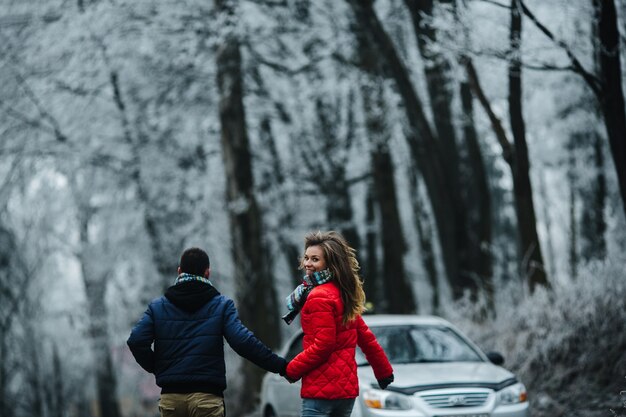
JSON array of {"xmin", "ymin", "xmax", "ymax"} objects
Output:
[{"xmin": 127, "ymin": 281, "xmax": 286, "ymax": 396}]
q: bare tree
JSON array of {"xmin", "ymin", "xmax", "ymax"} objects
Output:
[
  {"xmin": 580, "ymin": 133, "xmax": 607, "ymax": 262},
  {"xmin": 346, "ymin": 0, "xmax": 464, "ymax": 299},
  {"xmin": 512, "ymin": 0, "xmax": 626, "ymax": 222},
  {"xmin": 70, "ymin": 174, "xmax": 122, "ymax": 417},
  {"xmin": 460, "ymin": 0, "xmax": 550, "ymax": 291},
  {"xmin": 215, "ymin": 0, "xmax": 281, "ymax": 413},
  {"xmin": 407, "ymin": 0, "xmax": 495, "ymax": 303},
  {"xmin": 507, "ymin": 0, "xmax": 549, "ymax": 290},
  {"xmin": 354, "ymin": 18, "xmax": 417, "ymax": 312},
  {"xmin": 590, "ymin": 0, "xmax": 626, "ymax": 221}
]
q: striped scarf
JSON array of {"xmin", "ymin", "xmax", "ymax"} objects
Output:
[
  {"xmin": 175, "ymin": 273, "xmax": 213, "ymax": 286},
  {"xmin": 282, "ymin": 269, "xmax": 333, "ymax": 325}
]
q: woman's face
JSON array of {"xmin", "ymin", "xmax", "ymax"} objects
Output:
[{"xmin": 303, "ymin": 245, "xmax": 327, "ymax": 275}]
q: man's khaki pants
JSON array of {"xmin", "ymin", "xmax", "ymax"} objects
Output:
[{"xmin": 159, "ymin": 393, "xmax": 225, "ymax": 417}]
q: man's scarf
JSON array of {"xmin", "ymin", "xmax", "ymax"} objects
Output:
[
  {"xmin": 282, "ymin": 269, "xmax": 333, "ymax": 325},
  {"xmin": 175, "ymin": 272, "xmax": 213, "ymax": 286}
]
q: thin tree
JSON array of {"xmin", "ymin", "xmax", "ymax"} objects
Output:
[
  {"xmin": 346, "ymin": 0, "xmax": 463, "ymax": 299},
  {"xmin": 354, "ymin": 13, "xmax": 417, "ymax": 313},
  {"xmin": 513, "ymin": 0, "xmax": 626, "ymax": 222},
  {"xmin": 590, "ymin": 0, "xmax": 626, "ymax": 222},
  {"xmin": 462, "ymin": 0, "xmax": 550, "ymax": 291},
  {"xmin": 507, "ymin": 0, "xmax": 549, "ymax": 289},
  {"xmin": 214, "ymin": 0, "xmax": 280, "ymax": 413}
]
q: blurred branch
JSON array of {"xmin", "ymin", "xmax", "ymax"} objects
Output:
[
  {"xmin": 522, "ymin": 63, "xmax": 575, "ymax": 71},
  {"xmin": 518, "ymin": 0, "xmax": 602, "ymax": 96},
  {"xmin": 462, "ymin": 56, "xmax": 514, "ymax": 165},
  {"xmin": 469, "ymin": 0, "xmax": 602, "ymax": 95},
  {"xmin": 0, "ymin": 155, "xmax": 22, "ymax": 206},
  {"xmin": 466, "ymin": 48, "xmax": 579, "ymax": 72},
  {"xmin": 0, "ymin": 99, "xmax": 60, "ymax": 137},
  {"xmin": 244, "ymin": 41, "xmax": 318, "ymax": 75},
  {"xmin": 346, "ymin": 172, "xmax": 372, "ymax": 186},
  {"xmin": 0, "ymin": 32, "xmax": 68, "ymax": 142},
  {"xmin": 53, "ymin": 79, "xmax": 107, "ymax": 97},
  {"xmin": 11, "ymin": 71, "xmax": 68, "ymax": 142},
  {"xmin": 477, "ymin": 0, "xmax": 510, "ymax": 9}
]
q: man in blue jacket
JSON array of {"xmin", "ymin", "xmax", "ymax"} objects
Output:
[{"xmin": 127, "ymin": 247, "xmax": 287, "ymax": 417}]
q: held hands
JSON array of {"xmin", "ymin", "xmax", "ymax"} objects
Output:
[
  {"xmin": 284, "ymin": 374, "xmax": 298, "ymax": 384},
  {"xmin": 280, "ymin": 361, "xmax": 298, "ymax": 383},
  {"xmin": 377, "ymin": 374, "xmax": 394, "ymax": 390}
]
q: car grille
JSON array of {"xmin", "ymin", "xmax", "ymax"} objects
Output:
[{"xmin": 420, "ymin": 392, "xmax": 489, "ymax": 408}]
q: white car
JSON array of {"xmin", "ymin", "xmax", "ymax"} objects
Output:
[{"xmin": 261, "ymin": 315, "xmax": 530, "ymax": 417}]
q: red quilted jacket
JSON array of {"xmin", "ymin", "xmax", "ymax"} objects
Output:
[{"xmin": 285, "ymin": 281, "xmax": 393, "ymax": 399}]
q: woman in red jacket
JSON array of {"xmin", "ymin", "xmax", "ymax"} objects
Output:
[{"xmin": 284, "ymin": 231, "xmax": 394, "ymax": 417}]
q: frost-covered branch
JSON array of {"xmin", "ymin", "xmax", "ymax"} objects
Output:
[
  {"xmin": 476, "ymin": 0, "xmax": 510, "ymax": 9},
  {"xmin": 0, "ymin": 99, "xmax": 61, "ymax": 137},
  {"xmin": 462, "ymin": 56, "xmax": 514, "ymax": 165},
  {"xmin": 518, "ymin": 0, "xmax": 602, "ymax": 96},
  {"xmin": 244, "ymin": 40, "xmax": 319, "ymax": 75},
  {"xmin": 521, "ymin": 62, "xmax": 575, "ymax": 72},
  {"xmin": 476, "ymin": 0, "xmax": 602, "ymax": 95}
]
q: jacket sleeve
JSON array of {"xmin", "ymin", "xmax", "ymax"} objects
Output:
[
  {"xmin": 286, "ymin": 293, "xmax": 336, "ymax": 380},
  {"xmin": 356, "ymin": 316, "xmax": 393, "ymax": 380},
  {"xmin": 127, "ymin": 305, "xmax": 156, "ymax": 374},
  {"xmin": 222, "ymin": 299, "xmax": 287, "ymax": 374}
]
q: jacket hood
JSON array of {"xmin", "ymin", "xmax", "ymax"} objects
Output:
[{"xmin": 165, "ymin": 281, "xmax": 220, "ymax": 313}]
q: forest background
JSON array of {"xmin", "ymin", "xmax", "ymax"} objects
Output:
[{"xmin": 1, "ymin": 0, "xmax": 625, "ymax": 416}]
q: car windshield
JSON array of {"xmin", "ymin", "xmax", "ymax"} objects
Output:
[{"xmin": 356, "ymin": 325, "xmax": 483, "ymax": 365}]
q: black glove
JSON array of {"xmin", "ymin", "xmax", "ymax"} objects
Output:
[
  {"xmin": 378, "ymin": 374, "xmax": 394, "ymax": 390},
  {"xmin": 278, "ymin": 360, "xmax": 288, "ymax": 376}
]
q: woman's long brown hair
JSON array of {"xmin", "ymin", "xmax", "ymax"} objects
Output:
[{"xmin": 302, "ymin": 231, "xmax": 366, "ymax": 324}]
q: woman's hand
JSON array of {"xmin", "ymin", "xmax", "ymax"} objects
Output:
[{"xmin": 377, "ymin": 374, "xmax": 394, "ymax": 390}]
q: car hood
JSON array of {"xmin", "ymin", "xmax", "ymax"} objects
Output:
[{"xmin": 358, "ymin": 362, "xmax": 516, "ymax": 392}]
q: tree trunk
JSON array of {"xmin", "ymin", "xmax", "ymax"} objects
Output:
[
  {"xmin": 310, "ymin": 97, "xmax": 362, "ymax": 253},
  {"xmin": 109, "ymin": 69, "xmax": 186, "ymax": 293},
  {"xmin": 371, "ymin": 143, "xmax": 417, "ymax": 314},
  {"xmin": 593, "ymin": 0, "xmax": 626, "ymax": 221},
  {"xmin": 406, "ymin": 0, "xmax": 491, "ymax": 299},
  {"xmin": 81, "ymin": 277, "xmax": 122, "ymax": 417},
  {"xmin": 537, "ymin": 173, "xmax": 557, "ymax": 278},
  {"xmin": 0, "ymin": 226, "xmax": 18, "ymax": 417},
  {"xmin": 26, "ymin": 327, "xmax": 45, "ymax": 417},
  {"xmin": 363, "ymin": 183, "xmax": 381, "ymax": 311},
  {"xmin": 258, "ymin": 117, "xmax": 302, "ymax": 284},
  {"xmin": 51, "ymin": 344, "xmax": 64, "ymax": 417},
  {"xmin": 508, "ymin": 0, "xmax": 549, "ymax": 290},
  {"xmin": 408, "ymin": 164, "xmax": 439, "ymax": 315},
  {"xmin": 215, "ymin": 0, "xmax": 280, "ymax": 413},
  {"xmin": 567, "ymin": 145, "xmax": 579, "ymax": 280},
  {"xmin": 405, "ymin": 0, "xmax": 459, "ymax": 177},
  {"xmin": 460, "ymin": 81, "xmax": 494, "ymax": 304},
  {"xmin": 70, "ymin": 185, "xmax": 121, "ymax": 417},
  {"xmin": 78, "ymin": 230, "xmax": 121, "ymax": 417},
  {"xmin": 355, "ymin": 17, "xmax": 416, "ymax": 314},
  {"xmin": 328, "ymin": 194, "xmax": 361, "ymax": 254},
  {"xmin": 580, "ymin": 133, "xmax": 607, "ymax": 261},
  {"xmin": 325, "ymin": 167, "xmax": 361, "ymax": 253},
  {"xmin": 346, "ymin": 0, "xmax": 462, "ymax": 297}
]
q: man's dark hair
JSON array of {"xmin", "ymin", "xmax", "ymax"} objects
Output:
[{"xmin": 179, "ymin": 247, "xmax": 210, "ymax": 276}]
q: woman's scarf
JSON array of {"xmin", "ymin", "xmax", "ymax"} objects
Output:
[
  {"xmin": 175, "ymin": 272, "xmax": 213, "ymax": 286},
  {"xmin": 282, "ymin": 269, "xmax": 333, "ymax": 325}
]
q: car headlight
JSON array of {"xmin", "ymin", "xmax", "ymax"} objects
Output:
[
  {"xmin": 497, "ymin": 382, "xmax": 528, "ymax": 405},
  {"xmin": 362, "ymin": 389, "xmax": 413, "ymax": 410}
]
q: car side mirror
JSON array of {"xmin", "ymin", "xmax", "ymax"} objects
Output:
[{"xmin": 486, "ymin": 352, "xmax": 504, "ymax": 365}]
